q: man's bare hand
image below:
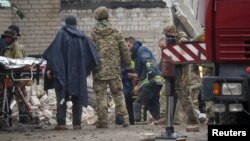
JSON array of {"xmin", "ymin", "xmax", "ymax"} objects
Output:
[
  {"xmin": 128, "ymin": 73, "xmax": 138, "ymax": 79},
  {"xmin": 46, "ymin": 69, "xmax": 53, "ymax": 79},
  {"xmin": 133, "ymin": 85, "xmax": 140, "ymax": 95}
]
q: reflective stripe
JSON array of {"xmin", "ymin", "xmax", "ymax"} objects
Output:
[
  {"xmin": 139, "ymin": 78, "xmax": 149, "ymax": 87},
  {"xmin": 146, "ymin": 62, "xmax": 152, "ymax": 68},
  {"xmin": 139, "ymin": 75, "xmax": 163, "ymax": 87},
  {"xmin": 130, "ymin": 60, "xmax": 135, "ymax": 69},
  {"xmin": 154, "ymin": 75, "xmax": 163, "ymax": 84}
]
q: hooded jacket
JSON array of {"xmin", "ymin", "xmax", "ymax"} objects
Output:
[
  {"xmin": 42, "ymin": 25, "xmax": 98, "ymax": 106},
  {"xmin": 131, "ymin": 41, "xmax": 162, "ymax": 87},
  {"xmin": 4, "ymin": 41, "xmax": 25, "ymax": 59},
  {"xmin": 91, "ymin": 20, "xmax": 131, "ymax": 80}
]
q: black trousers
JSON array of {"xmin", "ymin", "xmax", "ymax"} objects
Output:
[
  {"xmin": 54, "ymin": 80, "xmax": 82, "ymax": 126},
  {"xmin": 198, "ymin": 91, "xmax": 206, "ymax": 113},
  {"xmin": 133, "ymin": 82, "xmax": 162, "ymax": 121}
]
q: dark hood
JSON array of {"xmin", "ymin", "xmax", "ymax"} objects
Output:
[
  {"xmin": 63, "ymin": 25, "xmax": 85, "ymax": 38},
  {"xmin": 131, "ymin": 40, "xmax": 142, "ymax": 59},
  {"xmin": 92, "ymin": 20, "xmax": 115, "ymax": 36}
]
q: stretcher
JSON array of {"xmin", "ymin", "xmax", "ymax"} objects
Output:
[{"xmin": 0, "ymin": 56, "xmax": 45, "ymax": 128}]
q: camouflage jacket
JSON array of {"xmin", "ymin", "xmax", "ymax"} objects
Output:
[
  {"xmin": 90, "ymin": 20, "xmax": 131, "ymax": 80},
  {"xmin": 4, "ymin": 41, "xmax": 26, "ymax": 59},
  {"xmin": 176, "ymin": 31, "xmax": 188, "ymax": 44}
]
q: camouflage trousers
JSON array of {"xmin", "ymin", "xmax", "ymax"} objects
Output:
[
  {"xmin": 175, "ymin": 64, "xmax": 200, "ymax": 124},
  {"xmin": 93, "ymin": 77, "xmax": 129, "ymax": 125},
  {"xmin": 159, "ymin": 80, "xmax": 167, "ymax": 118},
  {"xmin": 0, "ymin": 88, "xmax": 28, "ymax": 128}
]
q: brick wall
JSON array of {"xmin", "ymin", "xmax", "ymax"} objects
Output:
[
  {"xmin": 10, "ymin": 0, "xmax": 61, "ymax": 55},
  {"xmin": 1, "ymin": 0, "xmax": 172, "ymax": 59},
  {"xmin": 0, "ymin": 8, "xmax": 12, "ymax": 35}
]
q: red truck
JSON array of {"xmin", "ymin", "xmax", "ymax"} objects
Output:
[
  {"xmin": 202, "ymin": 0, "xmax": 250, "ymax": 125},
  {"xmin": 161, "ymin": 0, "xmax": 250, "ymax": 126}
]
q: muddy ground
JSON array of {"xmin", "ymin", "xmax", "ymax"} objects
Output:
[{"xmin": 0, "ymin": 124, "xmax": 207, "ymax": 141}]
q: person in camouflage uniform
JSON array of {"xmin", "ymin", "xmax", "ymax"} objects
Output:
[
  {"xmin": 157, "ymin": 38, "xmax": 167, "ymax": 123},
  {"xmin": 3, "ymin": 28, "xmax": 25, "ymax": 58},
  {"xmin": 0, "ymin": 28, "xmax": 28, "ymax": 126},
  {"xmin": 157, "ymin": 37, "xmax": 178, "ymax": 125},
  {"xmin": 192, "ymin": 33, "xmax": 214, "ymax": 122},
  {"xmin": 163, "ymin": 24, "xmax": 200, "ymax": 127},
  {"xmin": 0, "ymin": 25, "xmax": 21, "ymax": 56},
  {"xmin": 91, "ymin": 6, "xmax": 131, "ymax": 128}
]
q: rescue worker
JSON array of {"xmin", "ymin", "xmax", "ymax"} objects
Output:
[
  {"xmin": 192, "ymin": 33, "xmax": 214, "ymax": 123},
  {"xmin": 1, "ymin": 29, "xmax": 29, "ymax": 124},
  {"xmin": 43, "ymin": 15, "xmax": 98, "ymax": 130},
  {"xmin": 157, "ymin": 38, "xmax": 168, "ymax": 124},
  {"xmin": 3, "ymin": 29, "xmax": 25, "ymax": 59},
  {"xmin": 91, "ymin": 6, "xmax": 131, "ymax": 128},
  {"xmin": 116, "ymin": 59, "xmax": 136, "ymax": 125},
  {"xmin": 0, "ymin": 25, "xmax": 20, "ymax": 56},
  {"xmin": 163, "ymin": 24, "xmax": 200, "ymax": 130},
  {"xmin": 126, "ymin": 36, "xmax": 163, "ymax": 123}
]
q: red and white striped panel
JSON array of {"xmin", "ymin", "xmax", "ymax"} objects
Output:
[{"xmin": 162, "ymin": 42, "xmax": 207, "ymax": 64}]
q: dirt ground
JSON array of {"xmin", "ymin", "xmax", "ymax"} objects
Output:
[{"xmin": 0, "ymin": 124, "xmax": 207, "ymax": 141}]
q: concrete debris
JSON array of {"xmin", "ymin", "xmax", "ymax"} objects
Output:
[
  {"xmin": 139, "ymin": 132, "xmax": 155, "ymax": 141},
  {"xmin": 9, "ymin": 79, "xmax": 100, "ymax": 126},
  {"xmin": 43, "ymin": 109, "xmax": 53, "ymax": 119},
  {"xmin": 7, "ymin": 77, "xmax": 205, "ymax": 128},
  {"xmin": 82, "ymin": 106, "xmax": 98, "ymax": 125},
  {"xmin": 39, "ymin": 93, "xmax": 48, "ymax": 103},
  {"xmin": 176, "ymin": 137, "xmax": 187, "ymax": 141},
  {"xmin": 10, "ymin": 99, "xmax": 17, "ymax": 110},
  {"xmin": 30, "ymin": 96, "xmax": 41, "ymax": 106},
  {"xmin": 186, "ymin": 125, "xmax": 200, "ymax": 132},
  {"xmin": 172, "ymin": 1, "xmax": 204, "ymax": 38}
]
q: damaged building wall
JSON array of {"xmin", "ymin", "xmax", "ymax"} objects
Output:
[
  {"xmin": 0, "ymin": 0, "xmax": 172, "ymax": 58},
  {"xmin": 169, "ymin": 0, "xmax": 204, "ymax": 37},
  {"xmin": 8, "ymin": 0, "xmax": 61, "ymax": 55},
  {"xmin": 0, "ymin": 8, "xmax": 12, "ymax": 33}
]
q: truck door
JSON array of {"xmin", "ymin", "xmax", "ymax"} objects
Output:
[{"xmin": 215, "ymin": 0, "xmax": 250, "ymax": 63}]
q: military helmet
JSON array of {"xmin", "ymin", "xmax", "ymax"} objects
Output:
[
  {"xmin": 1, "ymin": 29, "xmax": 17, "ymax": 39},
  {"xmin": 163, "ymin": 24, "xmax": 178, "ymax": 36},
  {"xmin": 94, "ymin": 6, "xmax": 109, "ymax": 21}
]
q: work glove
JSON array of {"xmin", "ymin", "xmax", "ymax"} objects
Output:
[{"xmin": 46, "ymin": 69, "xmax": 53, "ymax": 80}]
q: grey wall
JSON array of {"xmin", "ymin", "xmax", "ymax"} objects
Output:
[{"xmin": 0, "ymin": 0, "xmax": 173, "ymax": 60}]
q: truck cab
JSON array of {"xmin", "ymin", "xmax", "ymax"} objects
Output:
[{"xmin": 202, "ymin": 0, "xmax": 250, "ymax": 124}]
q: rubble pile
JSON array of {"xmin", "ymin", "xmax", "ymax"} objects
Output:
[
  {"xmin": 10, "ymin": 81, "xmax": 99, "ymax": 126},
  {"xmin": 8, "ymin": 77, "xmax": 204, "ymax": 127}
]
